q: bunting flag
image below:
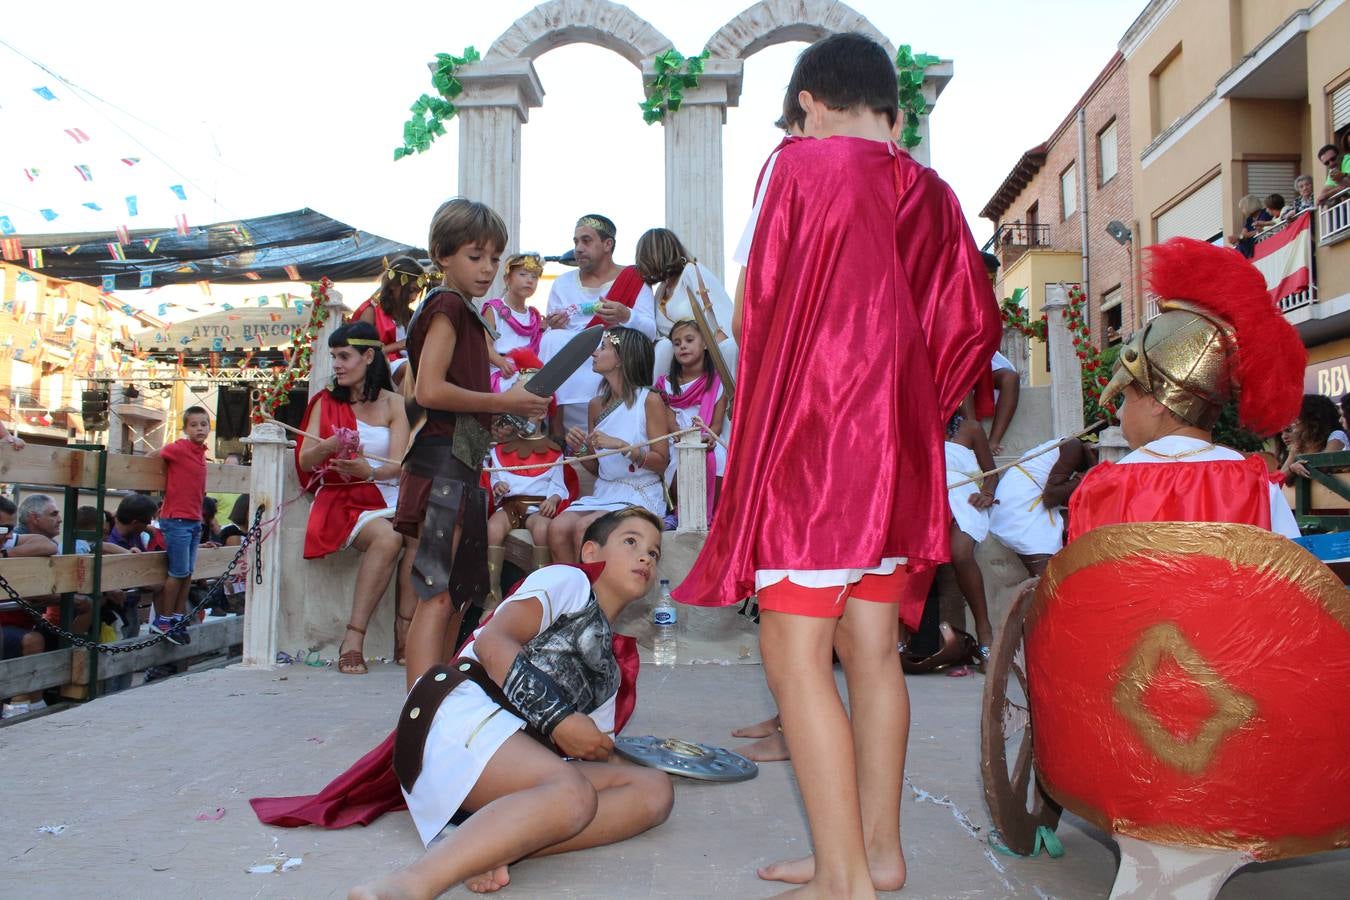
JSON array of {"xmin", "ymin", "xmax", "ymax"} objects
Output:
[
  {"xmin": 64, "ymin": 127, "xmax": 90, "ymax": 143},
  {"xmin": 139, "ymin": 271, "xmax": 152, "ymax": 288},
  {"xmin": 63, "ymin": 244, "xmax": 80, "ymax": 254},
  {"xmin": 23, "ymin": 168, "xmax": 40, "ymax": 181},
  {"xmin": 143, "ymin": 238, "xmax": 159, "ymax": 253},
  {"xmin": 102, "ymin": 275, "xmax": 116, "ymax": 292},
  {"xmin": 125, "ymin": 196, "xmax": 138, "ymax": 216},
  {"xmin": 221, "ymin": 302, "xmax": 233, "ymax": 311},
  {"xmin": 243, "ymin": 271, "xmax": 261, "ymax": 281},
  {"xmin": 82, "ymin": 201, "xmax": 101, "ymax": 211},
  {"xmin": 26, "ymin": 249, "xmax": 44, "ymax": 268},
  {"xmin": 107, "ymin": 242, "xmax": 126, "ymax": 261},
  {"xmin": 1, "ymin": 238, "xmax": 21, "ymax": 261},
  {"xmin": 74, "ymin": 164, "xmax": 93, "ymax": 181},
  {"xmin": 197, "ymin": 280, "xmax": 211, "ymax": 297},
  {"xmin": 39, "ymin": 209, "xmax": 58, "ymax": 222},
  {"xmin": 115, "ymin": 225, "xmax": 130, "ymax": 244},
  {"xmin": 268, "ymin": 312, "xmax": 281, "ymax": 322},
  {"xmin": 33, "ymin": 86, "xmax": 56, "ymax": 101},
  {"xmin": 121, "ymin": 157, "xmax": 140, "ymax": 166},
  {"xmin": 169, "ymin": 184, "xmax": 186, "ymax": 201},
  {"xmin": 283, "ymin": 264, "xmax": 300, "ymax": 281},
  {"xmin": 175, "ymin": 213, "xmax": 189, "ymax": 236},
  {"xmin": 0, "ymin": 217, "xmax": 13, "ymax": 235}
]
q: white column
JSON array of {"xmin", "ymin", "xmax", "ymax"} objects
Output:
[
  {"xmin": 239, "ymin": 421, "xmax": 292, "ymax": 669},
  {"xmin": 911, "ymin": 61, "xmax": 953, "ymax": 170},
  {"xmin": 674, "ymin": 439, "xmax": 709, "ymax": 534},
  {"xmin": 653, "ymin": 59, "xmax": 742, "ymax": 282},
  {"xmin": 1096, "ymin": 425, "xmax": 1131, "ymax": 462},
  {"xmin": 1044, "ymin": 283, "xmax": 1085, "ymax": 438},
  {"xmin": 306, "ymin": 289, "xmax": 346, "ymax": 402}
]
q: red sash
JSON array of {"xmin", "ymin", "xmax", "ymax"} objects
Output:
[
  {"xmin": 1067, "ymin": 456, "xmax": 1272, "ymax": 542},
  {"xmin": 585, "ymin": 266, "xmax": 644, "ymax": 329},
  {"xmin": 295, "ymin": 391, "xmax": 389, "ymax": 559}
]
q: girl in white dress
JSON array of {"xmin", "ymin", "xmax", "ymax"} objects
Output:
[
  {"xmin": 635, "ymin": 228, "xmax": 737, "ymax": 381},
  {"xmin": 482, "ymin": 252, "xmax": 545, "ymax": 392},
  {"xmin": 654, "ymin": 321, "xmax": 729, "ymax": 520},
  {"xmin": 546, "ymin": 328, "xmax": 670, "ymax": 563}
]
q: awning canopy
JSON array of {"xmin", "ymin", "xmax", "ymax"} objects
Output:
[{"xmin": 10, "ymin": 208, "xmax": 423, "ymax": 291}]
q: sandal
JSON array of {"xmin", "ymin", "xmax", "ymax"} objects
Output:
[
  {"xmin": 338, "ymin": 623, "xmax": 368, "ymax": 675},
  {"xmin": 394, "ymin": 612, "xmax": 413, "ymax": 667}
]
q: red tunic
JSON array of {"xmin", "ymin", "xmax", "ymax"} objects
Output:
[
  {"xmin": 674, "ymin": 137, "xmax": 1001, "ymax": 606},
  {"xmin": 295, "ymin": 391, "xmax": 388, "ymax": 559}
]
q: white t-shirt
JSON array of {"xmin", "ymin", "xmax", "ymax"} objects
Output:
[
  {"xmin": 1327, "ymin": 429, "xmax": 1348, "ymax": 449},
  {"xmin": 1118, "ymin": 435, "xmax": 1300, "ymax": 539},
  {"xmin": 733, "ymin": 151, "xmax": 781, "ymax": 266}
]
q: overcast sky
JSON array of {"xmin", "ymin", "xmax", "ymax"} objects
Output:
[{"xmin": 0, "ymin": 0, "xmax": 1143, "ymax": 294}]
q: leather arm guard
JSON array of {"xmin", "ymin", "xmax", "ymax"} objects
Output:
[{"xmin": 503, "ymin": 651, "xmax": 576, "ymax": 737}]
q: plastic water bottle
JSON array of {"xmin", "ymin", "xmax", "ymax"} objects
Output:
[{"xmin": 652, "ymin": 580, "xmax": 678, "ymax": 666}]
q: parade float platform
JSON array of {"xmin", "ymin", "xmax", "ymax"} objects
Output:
[{"xmin": 4, "ymin": 662, "xmax": 1347, "ymax": 898}]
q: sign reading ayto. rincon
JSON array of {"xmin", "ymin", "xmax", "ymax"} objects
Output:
[{"xmin": 130, "ymin": 303, "xmax": 310, "ymax": 352}]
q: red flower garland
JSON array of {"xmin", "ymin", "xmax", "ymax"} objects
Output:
[
  {"xmin": 1002, "ymin": 285, "xmax": 1116, "ymax": 420},
  {"xmin": 251, "ymin": 277, "xmax": 333, "ymax": 424}
]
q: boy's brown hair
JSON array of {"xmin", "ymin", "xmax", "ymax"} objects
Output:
[
  {"xmin": 183, "ymin": 405, "xmax": 209, "ymax": 426},
  {"xmin": 783, "ymin": 32, "xmax": 899, "ymax": 131},
  {"xmin": 427, "ymin": 198, "xmax": 508, "ymax": 262},
  {"xmin": 582, "ymin": 506, "xmax": 662, "ymax": 548}
]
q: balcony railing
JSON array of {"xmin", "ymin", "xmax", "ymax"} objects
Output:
[
  {"xmin": 1321, "ymin": 188, "xmax": 1350, "ymax": 247},
  {"xmin": 983, "ymin": 222, "xmax": 1050, "ymax": 252}
]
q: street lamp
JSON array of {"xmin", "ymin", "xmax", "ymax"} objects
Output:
[{"xmin": 1106, "ymin": 220, "xmax": 1132, "ymax": 246}]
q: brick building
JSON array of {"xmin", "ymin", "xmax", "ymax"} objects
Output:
[{"xmin": 980, "ymin": 53, "xmax": 1136, "ymax": 386}]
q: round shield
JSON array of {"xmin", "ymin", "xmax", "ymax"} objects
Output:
[{"xmin": 614, "ymin": 735, "xmax": 758, "ymax": 783}]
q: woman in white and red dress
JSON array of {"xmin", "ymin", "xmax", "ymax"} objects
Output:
[
  {"xmin": 482, "ymin": 252, "xmax": 546, "ymax": 392},
  {"xmin": 351, "ymin": 256, "xmax": 427, "ymax": 385},
  {"xmin": 296, "ymin": 321, "xmax": 414, "ymax": 674}
]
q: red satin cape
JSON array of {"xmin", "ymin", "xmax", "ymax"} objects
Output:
[
  {"xmin": 674, "ymin": 137, "xmax": 1001, "ymax": 606},
  {"xmin": 295, "ymin": 391, "xmax": 389, "ymax": 559}
]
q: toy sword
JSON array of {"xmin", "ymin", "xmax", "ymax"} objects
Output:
[{"xmin": 499, "ymin": 324, "xmax": 605, "ymax": 435}]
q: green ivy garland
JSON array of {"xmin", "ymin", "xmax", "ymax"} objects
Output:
[
  {"xmin": 1000, "ymin": 288, "xmax": 1047, "ymax": 342},
  {"xmin": 394, "ymin": 47, "xmax": 480, "ymax": 161},
  {"xmin": 251, "ymin": 278, "xmax": 333, "ymax": 424},
  {"xmin": 894, "ymin": 44, "xmax": 939, "ymax": 150},
  {"xmin": 640, "ymin": 48, "xmax": 710, "ymax": 124}
]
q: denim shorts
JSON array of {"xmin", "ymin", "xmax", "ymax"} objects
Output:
[{"xmin": 160, "ymin": 518, "xmax": 202, "ymax": 579}]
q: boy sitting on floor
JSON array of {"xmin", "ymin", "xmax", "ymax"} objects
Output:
[{"xmin": 352, "ymin": 506, "xmax": 672, "ymax": 899}]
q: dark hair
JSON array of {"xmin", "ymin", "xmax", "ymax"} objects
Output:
[
  {"xmin": 183, "ymin": 405, "xmax": 210, "ymax": 426},
  {"xmin": 0, "ymin": 496, "xmax": 14, "ymax": 516},
  {"xmin": 784, "ymin": 33, "xmax": 899, "ymax": 131},
  {"xmin": 635, "ymin": 228, "xmax": 691, "ymax": 285},
  {"xmin": 202, "ymin": 496, "xmax": 218, "ymax": 523},
  {"xmin": 666, "ymin": 321, "xmax": 713, "ymax": 395},
  {"xmin": 427, "ymin": 197, "xmax": 508, "ymax": 262},
  {"xmin": 581, "ymin": 506, "xmax": 663, "ymax": 548},
  {"xmin": 1297, "ymin": 394, "xmax": 1341, "ymax": 449},
  {"xmin": 116, "ymin": 493, "xmax": 159, "ymax": 526},
  {"xmin": 1264, "ymin": 193, "xmax": 1285, "ymax": 210},
  {"xmin": 577, "ymin": 213, "xmax": 617, "ymax": 242},
  {"xmin": 373, "ymin": 255, "xmax": 425, "ymax": 327},
  {"xmin": 328, "ymin": 321, "xmax": 393, "ymax": 403},
  {"xmin": 76, "ymin": 505, "xmax": 101, "ymax": 533},
  {"xmin": 1320, "ymin": 143, "xmax": 1339, "ymax": 159},
  {"xmin": 598, "ymin": 327, "xmax": 654, "ymax": 408},
  {"xmin": 228, "ymin": 494, "xmax": 250, "ymax": 529}
]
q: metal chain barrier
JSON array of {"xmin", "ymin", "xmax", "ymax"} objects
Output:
[{"xmin": 0, "ymin": 506, "xmax": 266, "ymax": 655}]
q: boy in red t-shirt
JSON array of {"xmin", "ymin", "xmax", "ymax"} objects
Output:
[{"xmin": 147, "ymin": 406, "xmax": 210, "ymax": 645}]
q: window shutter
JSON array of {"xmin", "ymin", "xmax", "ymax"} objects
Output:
[
  {"xmin": 1155, "ymin": 176, "xmax": 1223, "ymax": 242},
  {"xmin": 1099, "ymin": 122, "xmax": 1118, "ymax": 184},
  {"xmin": 1245, "ymin": 160, "xmax": 1297, "ymax": 202},
  {"xmin": 1333, "ymin": 82, "xmax": 1350, "ymax": 132}
]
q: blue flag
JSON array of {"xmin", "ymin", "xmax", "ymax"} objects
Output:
[
  {"xmin": 0, "ymin": 216, "xmax": 13, "ymax": 234},
  {"xmin": 102, "ymin": 275, "xmax": 116, "ymax": 292},
  {"xmin": 139, "ymin": 271, "xmax": 152, "ymax": 288},
  {"xmin": 126, "ymin": 196, "xmax": 139, "ymax": 217},
  {"xmin": 83, "ymin": 202, "xmax": 102, "ymax": 211},
  {"xmin": 169, "ymin": 185, "xmax": 186, "ymax": 201},
  {"xmin": 33, "ymin": 86, "xmax": 56, "ymax": 101},
  {"xmin": 40, "ymin": 209, "xmax": 58, "ymax": 222}
]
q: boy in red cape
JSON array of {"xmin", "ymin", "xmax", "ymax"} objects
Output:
[{"xmin": 674, "ymin": 34, "xmax": 1000, "ymax": 895}]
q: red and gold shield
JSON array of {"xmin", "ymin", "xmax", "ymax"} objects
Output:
[{"xmin": 1025, "ymin": 522, "xmax": 1350, "ymax": 860}]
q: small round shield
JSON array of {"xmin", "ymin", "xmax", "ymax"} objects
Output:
[{"xmin": 614, "ymin": 735, "xmax": 758, "ymax": 783}]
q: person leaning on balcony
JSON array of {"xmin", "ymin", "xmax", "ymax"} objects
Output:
[
  {"xmin": 1226, "ymin": 194, "xmax": 1270, "ymax": 258},
  {"xmin": 1280, "ymin": 394, "xmax": 1345, "ymax": 480},
  {"xmin": 1288, "ymin": 175, "xmax": 1317, "ymax": 217},
  {"xmin": 1317, "ymin": 139, "xmax": 1350, "ymax": 204}
]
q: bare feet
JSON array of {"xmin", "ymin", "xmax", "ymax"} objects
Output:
[
  {"xmin": 758, "ymin": 849, "xmax": 906, "ymax": 892},
  {"xmin": 732, "ymin": 714, "xmax": 781, "ymax": 739},
  {"xmin": 738, "ymin": 730, "xmax": 790, "ymax": 762},
  {"xmin": 465, "ymin": 864, "xmax": 511, "ymax": 893},
  {"xmin": 347, "ymin": 875, "xmax": 419, "ymax": 900}
]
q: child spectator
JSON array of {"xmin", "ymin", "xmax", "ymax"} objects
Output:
[
  {"xmin": 944, "ymin": 413, "xmax": 998, "ymax": 657},
  {"xmin": 395, "ymin": 198, "xmax": 550, "ymax": 690},
  {"xmin": 1262, "ymin": 193, "xmax": 1286, "ymax": 224},
  {"xmin": 146, "ymin": 406, "xmax": 211, "ymax": 645},
  {"xmin": 1227, "ymin": 194, "xmax": 1270, "ymax": 258},
  {"xmin": 675, "ymin": 34, "xmax": 1000, "ymax": 895},
  {"xmin": 485, "ymin": 411, "xmax": 571, "ymax": 603},
  {"xmin": 654, "ymin": 320, "xmax": 728, "ymax": 523},
  {"xmin": 482, "ymin": 252, "xmax": 546, "ymax": 391},
  {"xmin": 200, "ymin": 497, "xmax": 221, "ymax": 546},
  {"xmin": 218, "ymin": 495, "xmax": 250, "ymax": 613},
  {"xmin": 548, "ymin": 328, "xmax": 670, "ymax": 563},
  {"xmin": 1280, "ymin": 394, "xmax": 1345, "ymax": 479}
]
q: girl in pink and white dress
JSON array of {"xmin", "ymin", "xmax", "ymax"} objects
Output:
[
  {"xmin": 654, "ymin": 320, "xmax": 729, "ymax": 519},
  {"xmin": 482, "ymin": 252, "xmax": 545, "ymax": 392}
]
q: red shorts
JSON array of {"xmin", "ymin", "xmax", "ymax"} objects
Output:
[{"xmin": 757, "ymin": 569, "xmax": 907, "ymax": 618}]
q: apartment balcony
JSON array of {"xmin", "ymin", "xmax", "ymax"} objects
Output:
[
  {"xmin": 982, "ymin": 222, "xmax": 1053, "ymax": 272},
  {"xmin": 1321, "ymin": 188, "xmax": 1350, "ymax": 248}
]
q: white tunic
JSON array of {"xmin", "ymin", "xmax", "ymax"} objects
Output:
[
  {"xmin": 343, "ymin": 418, "xmax": 398, "ymax": 547},
  {"xmin": 566, "ymin": 388, "xmax": 666, "ymax": 516},
  {"xmin": 541, "ymin": 270, "xmax": 657, "ymax": 407},
  {"xmin": 989, "ymin": 438, "xmax": 1065, "ymax": 556},
  {"xmin": 1117, "ymin": 435, "xmax": 1300, "ymax": 539},
  {"xmin": 487, "ymin": 301, "xmax": 540, "ymax": 392},
  {"xmin": 652, "ymin": 262, "xmax": 739, "ymax": 380},
  {"xmin": 945, "ymin": 441, "xmax": 990, "ymax": 542},
  {"xmin": 489, "ymin": 445, "xmax": 569, "ymax": 515},
  {"xmin": 402, "ymin": 566, "xmax": 615, "ymax": 846}
]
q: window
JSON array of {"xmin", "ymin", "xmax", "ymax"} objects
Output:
[
  {"xmin": 1102, "ymin": 286, "xmax": 1124, "ymax": 344},
  {"xmin": 1061, "ymin": 164, "xmax": 1078, "ymax": 219},
  {"xmin": 1149, "ymin": 44, "xmax": 1184, "ymax": 138},
  {"xmin": 1098, "ymin": 120, "xmax": 1118, "ymax": 185},
  {"xmin": 1155, "ymin": 175, "xmax": 1223, "ymax": 243}
]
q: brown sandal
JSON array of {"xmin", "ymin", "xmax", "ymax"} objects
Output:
[
  {"xmin": 338, "ymin": 623, "xmax": 368, "ymax": 675},
  {"xmin": 394, "ymin": 612, "xmax": 413, "ymax": 667}
]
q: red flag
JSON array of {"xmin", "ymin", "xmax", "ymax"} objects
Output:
[
  {"xmin": 115, "ymin": 225, "xmax": 130, "ymax": 244},
  {"xmin": 284, "ymin": 264, "xmax": 301, "ymax": 281},
  {"xmin": 1, "ymin": 238, "xmax": 23, "ymax": 261},
  {"xmin": 175, "ymin": 213, "xmax": 189, "ymax": 237}
]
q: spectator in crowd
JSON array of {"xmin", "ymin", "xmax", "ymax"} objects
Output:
[
  {"xmin": 14, "ymin": 494, "xmax": 95, "ymax": 651},
  {"xmin": 146, "ymin": 406, "xmax": 211, "ymax": 646},
  {"xmin": 1261, "ymin": 193, "xmax": 1286, "ymax": 225},
  {"xmin": 201, "ymin": 496, "xmax": 222, "ymax": 546},
  {"xmin": 1288, "ymin": 175, "xmax": 1316, "ymax": 217},
  {"xmin": 0, "ymin": 419, "xmax": 23, "ymax": 450},
  {"xmin": 223, "ymin": 452, "xmax": 245, "ymax": 466},
  {"xmin": 218, "ymin": 495, "xmax": 250, "ymax": 613},
  {"xmin": 351, "ymin": 255, "xmax": 426, "ymax": 385},
  {"xmin": 1, "ymin": 495, "xmax": 59, "ymax": 715},
  {"xmin": 1318, "ymin": 138, "xmax": 1350, "ymax": 204},
  {"xmin": 1227, "ymin": 194, "xmax": 1270, "ymax": 258},
  {"xmin": 73, "ymin": 505, "xmax": 131, "ymax": 556},
  {"xmin": 482, "ymin": 252, "xmax": 545, "ymax": 392},
  {"xmin": 1280, "ymin": 394, "xmax": 1344, "ymax": 479}
]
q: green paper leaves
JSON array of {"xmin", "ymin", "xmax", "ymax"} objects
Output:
[
  {"xmin": 394, "ymin": 47, "xmax": 480, "ymax": 161},
  {"xmin": 894, "ymin": 43, "xmax": 937, "ymax": 150},
  {"xmin": 640, "ymin": 48, "xmax": 710, "ymax": 124}
]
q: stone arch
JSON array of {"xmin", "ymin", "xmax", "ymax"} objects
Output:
[
  {"xmin": 705, "ymin": 0, "xmax": 895, "ymax": 61},
  {"xmin": 487, "ymin": 0, "xmax": 673, "ymax": 68}
]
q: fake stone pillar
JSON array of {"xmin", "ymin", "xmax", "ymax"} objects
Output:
[
  {"xmin": 909, "ymin": 61, "xmax": 953, "ymax": 170},
  {"xmin": 239, "ymin": 421, "xmax": 292, "ymax": 669},
  {"xmin": 306, "ymin": 288, "xmax": 347, "ymax": 401},
  {"xmin": 655, "ymin": 59, "xmax": 742, "ymax": 283},
  {"xmin": 455, "ymin": 59, "xmax": 544, "ymax": 296},
  {"xmin": 1044, "ymin": 283, "xmax": 1085, "ymax": 439},
  {"xmin": 1096, "ymin": 425, "xmax": 1130, "ymax": 463},
  {"xmin": 674, "ymin": 439, "xmax": 709, "ymax": 534}
]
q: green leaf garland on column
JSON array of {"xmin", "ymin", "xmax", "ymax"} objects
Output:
[
  {"xmin": 394, "ymin": 47, "xmax": 480, "ymax": 160},
  {"xmin": 640, "ymin": 48, "xmax": 710, "ymax": 124},
  {"xmin": 894, "ymin": 44, "xmax": 939, "ymax": 150}
]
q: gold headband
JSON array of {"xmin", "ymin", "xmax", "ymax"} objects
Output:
[
  {"xmin": 346, "ymin": 337, "xmax": 383, "ymax": 348},
  {"xmin": 605, "ymin": 331, "xmax": 622, "ymax": 347},
  {"xmin": 506, "ymin": 253, "xmax": 544, "ymax": 275},
  {"xmin": 576, "ymin": 216, "xmax": 615, "ymax": 239}
]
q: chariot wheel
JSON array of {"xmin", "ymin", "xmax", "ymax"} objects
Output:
[{"xmin": 980, "ymin": 577, "xmax": 1062, "ymax": 855}]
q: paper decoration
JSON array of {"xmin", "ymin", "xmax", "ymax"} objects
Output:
[
  {"xmin": 102, "ymin": 275, "xmax": 116, "ymax": 292},
  {"xmin": 169, "ymin": 184, "xmax": 186, "ymax": 201},
  {"xmin": 157, "ymin": 303, "xmax": 168, "ymax": 316},
  {"xmin": 284, "ymin": 265, "xmax": 300, "ymax": 280},
  {"xmin": 26, "ymin": 249, "xmax": 44, "ymax": 268},
  {"xmin": 115, "ymin": 225, "xmax": 130, "ymax": 244},
  {"xmin": 64, "ymin": 128, "xmax": 90, "ymax": 143},
  {"xmin": 39, "ymin": 209, "xmax": 58, "ymax": 222},
  {"xmin": 106, "ymin": 242, "xmax": 125, "ymax": 261},
  {"xmin": 1, "ymin": 238, "xmax": 21, "ymax": 260},
  {"xmin": 74, "ymin": 164, "xmax": 92, "ymax": 181},
  {"xmin": 23, "ymin": 168, "xmax": 40, "ymax": 181},
  {"xmin": 82, "ymin": 201, "xmax": 101, "ymax": 211},
  {"xmin": 121, "ymin": 304, "xmax": 133, "ymax": 315},
  {"xmin": 125, "ymin": 196, "xmax": 138, "ymax": 216},
  {"xmin": 175, "ymin": 213, "xmax": 189, "ymax": 236},
  {"xmin": 121, "ymin": 157, "xmax": 140, "ymax": 166},
  {"xmin": 221, "ymin": 303, "xmax": 233, "ymax": 311},
  {"xmin": 244, "ymin": 272, "xmax": 261, "ymax": 281},
  {"xmin": 211, "ymin": 337, "xmax": 223, "ymax": 351},
  {"xmin": 0, "ymin": 217, "xmax": 13, "ymax": 235},
  {"xmin": 63, "ymin": 244, "xmax": 80, "ymax": 254},
  {"xmin": 139, "ymin": 271, "xmax": 152, "ymax": 288},
  {"xmin": 198, "ymin": 280, "xmax": 211, "ymax": 297},
  {"xmin": 33, "ymin": 86, "xmax": 56, "ymax": 100}
]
